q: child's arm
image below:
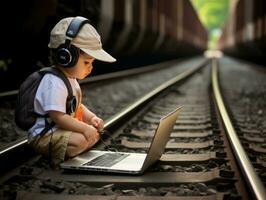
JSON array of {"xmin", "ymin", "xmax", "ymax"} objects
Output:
[
  {"xmin": 48, "ymin": 110, "xmax": 99, "ymax": 141},
  {"xmin": 81, "ymin": 104, "xmax": 104, "ymax": 130},
  {"xmin": 81, "ymin": 104, "xmax": 96, "ymax": 123},
  {"xmin": 48, "ymin": 111, "xmax": 97, "ymax": 134}
]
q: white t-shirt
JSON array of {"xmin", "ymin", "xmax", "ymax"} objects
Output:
[{"xmin": 28, "ymin": 73, "xmax": 80, "ymax": 139}]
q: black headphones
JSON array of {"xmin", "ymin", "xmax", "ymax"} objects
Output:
[{"xmin": 55, "ymin": 16, "xmax": 90, "ymax": 68}]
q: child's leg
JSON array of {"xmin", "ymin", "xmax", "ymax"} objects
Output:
[
  {"xmin": 66, "ymin": 131, "xmax": 99, "ymax": 157},
  {"xmin": 29, "ymin": 129, "xmax": 71, "ymax": 166},
  {"xmin": 66, "ymin": 132, "xmax": 88, "ymax": 157},
  {"xmin": 29, "ymin": 129, "xmax": 99, "ymax": 166}
]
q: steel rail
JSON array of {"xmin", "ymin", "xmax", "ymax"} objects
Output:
[
  {"xmin": 0, "ymin": 137, "xmax": 27, "ymax": 155},
  {"xmin": 0, "ymin": 59, "xmax": 182, "ymax": 98},
  {"xmin": 211, "ymin": 58, "xmax": 266, "ymax": 200},
  {"xmin": 104, "ymin": 60, "xmax": 207, "ymax": 128},
  {"xmin": 0, "ymin": 60, "xmax": 207, "ymax": 166},
  {"xmin": 0, "ymin": 59, "xmax": 189, "ymax": 157},
  {"xmin": 79, "ymin": 59, "xmax": 181, "ymax": 84}
]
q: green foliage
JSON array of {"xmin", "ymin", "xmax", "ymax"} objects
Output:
[{"xmin": 190, "ymin": 0, "xmax": 229, "ymax": 49}]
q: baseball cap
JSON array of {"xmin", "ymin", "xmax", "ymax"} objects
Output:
[{"xmin": 48, "ymin": 17, "xmax": 116, "ymax": 63}]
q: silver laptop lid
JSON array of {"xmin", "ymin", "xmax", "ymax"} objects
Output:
[
  {"xmin": 141, "ymin": 106, "xmax": 181, "ymax": 172},
  {"xmin": 60, "ymin": 106, "xmax": 181, "ymax": 174}
]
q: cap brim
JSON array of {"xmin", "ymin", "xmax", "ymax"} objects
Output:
[{"xmin": 80, "ymin": 48, "xmax": 116, "ymax": 63}]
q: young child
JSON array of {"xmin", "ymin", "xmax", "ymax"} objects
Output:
[{"xmin": 28, "ymin": 16, "xmax": 116, "ymax": 166}]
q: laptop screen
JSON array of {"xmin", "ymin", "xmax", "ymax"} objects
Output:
[{"xmin": 141, "ymin": 107, "xmax": 181, "ymax": 171}]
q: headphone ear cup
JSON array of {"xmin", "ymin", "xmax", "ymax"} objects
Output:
[
  {"xmin": 66, "ymin": 96, "xmax": 77, "ymax": 114},
  {"xmin": 67, "ymin": 45, "xmax": 79, "ymax": 67},
  {"xmin": 55, "ymin": 44, "xmax": 79, "ymax": 68}
]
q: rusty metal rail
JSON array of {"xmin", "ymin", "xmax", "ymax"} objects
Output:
[
  {"xmin": 0, "ymin": 58, "xmax": 261, "ymax": 199},
  {"xmin": 211, "ymin": 58, "xmax": 266, "ymax": 200}
]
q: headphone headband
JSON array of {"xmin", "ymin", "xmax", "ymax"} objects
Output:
[
  {"xmin": 66, "ymin": 16, "xmax": 90, "ymax": 39},
  {"xmin": 55, "ymin": 16, "xmax": 90, "ymax": 68}
]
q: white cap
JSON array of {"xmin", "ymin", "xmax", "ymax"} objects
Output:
[{"xmin": 48, "ymin": 17, "xmax": 116, "ymax": 62}]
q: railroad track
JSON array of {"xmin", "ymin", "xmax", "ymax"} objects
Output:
[
  {"xmin": 0, "ymin": 57, "xmax": 205, "ymax": 171},
  {"xmin": 217, "ymin": 57, "xmax": 266, "ymax": 188},
  {"xmin": 0, "ymin": 57, "xmax": 265, "ymax": 200}
]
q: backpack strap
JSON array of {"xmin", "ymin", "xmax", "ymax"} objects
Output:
[
  {"xmin": 39, "ymin": 120, "xmax": 56, "ymax": 135},
  {"xmin": 39, "ymin": 66, "xmax": 77, "ymax": 114},
  {"xmin": 37, "ymin": 66, "xmax": 77, "ymax": 136}
]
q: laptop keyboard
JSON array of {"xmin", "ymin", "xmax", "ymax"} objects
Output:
[{"xmin": 84, "ymin": 153, "xmax": 129, "ymax": 167}]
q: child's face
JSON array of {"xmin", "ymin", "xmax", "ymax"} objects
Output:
[{"xmin": 68, "ymin": 52, "xmax": 95, "ymax": 79}]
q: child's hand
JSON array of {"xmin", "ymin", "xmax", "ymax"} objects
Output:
[
  {"xmin": 83, "ymin": 125, "xmax": 100, "ymax": 148},
  {"xmin": 90, "ymin": 116, "xmax": 104, "ymax": 131}
]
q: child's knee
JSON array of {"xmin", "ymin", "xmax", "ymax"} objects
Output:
[{"xmin": 67, "ymin": 134, "xmax": 88, "ymax": 157}]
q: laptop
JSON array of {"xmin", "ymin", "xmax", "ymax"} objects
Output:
[{"xmin": 60, "ymin": 106, "xmax": 181, "ymax": 175}]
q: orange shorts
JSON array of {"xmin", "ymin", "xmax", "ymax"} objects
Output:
[{"xmin": 28, "ymin": 129, "xmax": 71, "ymax": 167}]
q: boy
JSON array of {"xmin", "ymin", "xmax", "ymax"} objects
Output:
[{"xmin": 28, "ymin": 16, "xmax": 116, "ymax": 166}]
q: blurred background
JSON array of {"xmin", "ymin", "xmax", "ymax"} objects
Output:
[
  {"xmin": 191, "ymin": 0, "xmax": 229, "ymax": 49},
  {"xmin": 0, "ymin": 0, "xmax": 265, "ymax": 93}
]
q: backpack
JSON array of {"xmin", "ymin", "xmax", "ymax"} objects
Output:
[{"xmin": 15, "ymin": 66, "xmax": 77, "ymax": 134}]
